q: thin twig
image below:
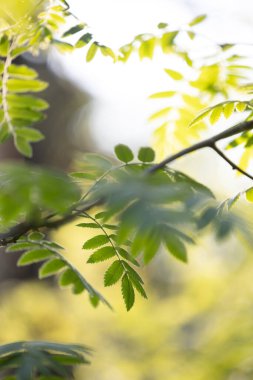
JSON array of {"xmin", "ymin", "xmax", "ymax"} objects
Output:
[
  {"xmin": 211, "ymin": 144, "xmax": 253, "ymax": 181},
  {"xmin": 147, "ymin": 120, "xmax": 253, "ymax": 174},
  {"xmin": 0, "ymin": 199, "xmax": 102, "ymax": 246},
  {"xmin": 0, "ymin": 120, "xmax": 252, "ymax": 247}
]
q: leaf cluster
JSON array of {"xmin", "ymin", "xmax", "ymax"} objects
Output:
[{"xmin": 0, "ymin": 341, "xmax": 91, "ymax": 380}]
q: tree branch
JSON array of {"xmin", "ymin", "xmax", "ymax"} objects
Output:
[
  {"xmin": 211, "ymin": 144, "xmax": 253, "ymax": 181},
  {"xmin": 0, "ymin": 199, "xmax": 102, "ymax": 246},
  {"xmin": 0, "ymin": 120, "xmax": 252, "ymax": 247},
  {"xmin": 147, "ymin": 120, "xmax": 253, "ymax": 174}
]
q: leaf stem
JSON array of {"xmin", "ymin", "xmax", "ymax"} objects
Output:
[
  {"xmin": 211, "ymin": 143, "xmax": 253, "ymax": 181},
  {"xmin": 0, "ymin": 120, "xmax": 252, "ymax": 246},
  {"xmin": 83, "ymin": 212, "xmax": 128, "ymax": 272},
  {"xmin": 1, "ymin": 39, "xmax": 15, "ymax": 134}
]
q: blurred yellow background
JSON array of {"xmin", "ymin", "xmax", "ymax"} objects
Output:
[{"xmin": 1, "ymin": 204, "xmax": 253, "ymax": 380}]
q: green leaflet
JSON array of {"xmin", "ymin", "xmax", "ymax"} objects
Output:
[
  {"xmin": 77, "ymin": 222, "xmax": 100, "ymax": 229},
  {"xmin": 6, "ymin": 236, "xmax": 110, "ymax": 307},
  {"xmin": 164, "ymin": 68, "xmax": 183, "ymax": 80},
  {"xmin": 15, "ymin": 127, "xmax": 44, "ymax": 142},
  {"xmin": 246, "ymin": 187, "xmax": 253, "ymax": 202},
  {"xmin": 117, "ymin": 247, "xmax": 140, "ymax": 267},
  {"xmin": 223, "ymin": 102, "xmax": 235, "ymax": 119},
  {"xmin": 189, "ymin": 108, "xmax": 211, "ymax": 127},
  {"xmin": 100, "ymin": 45, "xmax": 116, "ymax": 61},
  {"xmin": 139, "ymin": 37, "xmax": 156, "ymax": 60},
  {"xmin": 189, "ymin": 14, "xmax": 207, "ymax": 26},
  {"xmin": 130, "ymin": 275, "xmax": 147, "ymax": 299},
  {"xmin": 209, "ymin": 106, "xmax": 223, "ymax": 125},
  {"xmin": 28, "ymin": 233, "xmax": 46, "ymax": 243},
  {"xmin": 163, "ymin": 233, "xmax": 187, "ymax": 263},
  {"xmin": 121, "ymin": 274, "xmax": 135, "ymax": 311},
  {"xmin": 6, "ymin": 94, "xmax": 49, "ymax": 110},
  {"xmin": 9, "ymin": 107, "xmax": 44, "ymax": 122},
  {"xmin": 114, "ymin": 144, "xmax": 134, "ymax": 163},
  {"xmin": 0, "ymin": 163, "xmax": 80, "ymax": 225},
  {"xmin": 8, "ymin": 64, "xmax": 38, "ymax": 79},
  {"xmin": 82, "ymin": 235, "xmax": 109, "ymax": 249},
  {"xmin": 14, "ymin": 136, "xmax": 33, "ymax": 157},
  {"xmin": 157, "ymin": 22, "xmax": 168, "ymax": 29},
  {"xmin": 75, "ymin": 32, "xmax": 93, "ymax": 48},
  {"xmin": 149, "ymin": 91, "xmax": 176, "ymax": 99},
  {"xmin": 138, "ymin": 147, "xmax": 155, "ymax": 163},
  {"xmin": 160, "ymin": 31, "xmax": 178, "ymax": 53},
  {"xmin": 62, "ymin": 23, "xmax": 86, "ymax": 37},
  {"xmin": 7, "ymin": 79, "xmax": 48, "ymax": 92},
  {"xmin": 104, "ymin": 260, "xmax": 124, "ymax": 286},
  {"xmin": 143, "ymin": 229, "xmax": 161, "ymax": 263},
  {"xmin": 39, "ymin": 258, "xmax": 67, "ymax": 278},
  {"xmin": 236, "ymin": 102, "xmax": 247, "ymax": 112},
  {"xmin": 122, "ymin": 261, "xmax": 144, "ymax": 284},
  {"xmin": 87, "ymin": 246, "xmax": 116, "ymax": 263},
  {"xmin": 59, "ymin": 268, "xmax": 85, "ymax": 294},
  {"xmin": 197, "ymin": 207, "xmax": 218, "ymax": 229},
  {"xmin": 53, "ymin": 40, "xmax": 74, "ymax": 53},
  {"xmin": 0, "ymin": 341, "xmax": 91, "ymax": 380},
  {"xmin": 18, "ymin": 249, "xmax": 54, "ymax": 266},
  {"xmin": 86, "ymin": 42, "xmax": 99, "ymax": 62},
  {"xmin": 6, "ymin": 242, "xmax": 38, "ymax": 252}
]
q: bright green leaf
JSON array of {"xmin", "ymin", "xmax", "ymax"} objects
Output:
[
  {"xmin": 121, "ymin": 274, "xmax": 135, "ymax": 311},
  {"xmin": 39, "ymin": 258, "xmax": 67, "ymax": 278},
  {"xmin": 87, "ymin": 246, "xmax": 116, "ymax": 263},
  {"xmin": 18, "ymin": 249, "xmax": 54, "ymax": 266},
  {"xmin": 82, "ymin": 235, "xmax": 109, "ymax": 250},
  {"xmin": 114, "ymin": 144, "xmax": 134, "ymax": 163},
  {"xmin": 104, "ymin": 260, "xmax": 124, "ymax": 286}
]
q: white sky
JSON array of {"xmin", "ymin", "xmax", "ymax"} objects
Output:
[{"xmin": 50, "ymin": 0, "xmax": 253, "ymax": 192}]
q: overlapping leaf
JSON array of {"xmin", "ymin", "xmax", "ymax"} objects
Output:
[
  {"xmin": 6, "ymin": 232, "xmax": 109, "ymax": 308},
  {"xmin": 0, "ymin": 340, "xmax": 91, "ymax": 380},
  {"xmin": 0, "ymin": 163, "xmax": 80, "ymax": 227}
]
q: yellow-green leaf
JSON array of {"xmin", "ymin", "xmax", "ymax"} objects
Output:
[
  {"xmin": 236, "ymin": 102, "xmax": 247, "ymax": 112},
  {"xmin": 86, "ymin": 42, "xmax": 99, "ymax": 62},
  {"xmin": 164, "ymin": 68, "xmax": 183, "ymax": 80},
  {"xmin": 209, "ymin": 106, "xmax": 223, "ymax": 125},
  {"xmin": 246, "ymin": 187, "xmax": 253, "ymax": 202},
  {"xmin": 223, "ymin": 102, "xmax": 235, "ymax": 119},
  {"xmin": 189, "ymin": 14, "xmax": 207, "ymax": 27}
]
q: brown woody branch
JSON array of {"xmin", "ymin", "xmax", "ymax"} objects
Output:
[{"xmin": 0, "ymin": 120, "xmax": 252, "ymax": 247}]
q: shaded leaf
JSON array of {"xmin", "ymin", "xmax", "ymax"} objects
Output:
[
  {"xmin": 114, "ymin": 144, "xmax": 134, "ymax": 163},
  {"xmin": 163, "ymin": 233, "xmax": 187, "ymax": 263},
  {"xmin": 138, "ymin": 147, "xmax": 155, "ymax": 163}
]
